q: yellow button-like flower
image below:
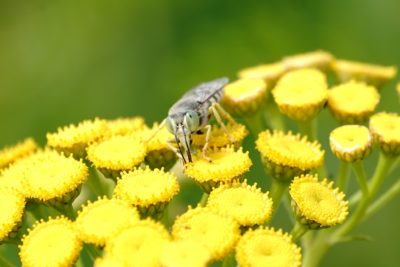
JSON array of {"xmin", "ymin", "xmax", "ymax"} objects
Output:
[
  {"xmin": 192, "ymin": 122, "xmax": 248, "ymax": 149},
  {"xmin": 282, "ymin": 50, "xmax": 334, "ymax": 71},
  {"xmin": 369, "ymin": 112, "xmax": 400, "ymax": 156},
  {"xmin": 47, "ymin": 118, "xmax": 108, "ymax": 158},
  {"xmin": 105, "ymin": 219, "xmax": 170, "ymax": 267},
  {"xmin": 272, "ymin": 68, "xmax": 328, "ymax": 121},
  {"xmin": 331, "ymin": 59, "xmax": 397, "ymax": 88},
  {"xmin": 184, "ymin": 146, "xmax": 252, "ymax": 193},
  {"xmin": 87, "ymin": 135, "xmax": 147, "ymax": 179},
  {"xmin": 104, "ymin": 116, "xmax": 146, "ymax": 136},
  {"xmin": 95, "ymin": 257, "xmax": 124, "ymax": 267},
  {"xmin": 172, "ymin": 207, "xmax": 240, "ymax": 260},
  {"xmin": 329, "ymin": 125, "xmax": 373, "ymax": 162},
  {"xmin": 289, "ymin": 174, "xmax": 348, "ymax": 228},
  {"xmin": 223, "ymin": 78, "xmax": 267, "ymax": 117},
  {"xmin": 160, "ymin": 240, "xmax": 211, "ymax": 267},
  {"xmin": 238, "ymin": 62, "xmax": 286, "ymax": 86},
  {"xmin": 0, "ymin": 138, "xmax": 38, "ymax": 170},
  {"xmin": 328, "ymin": 81, "xmax": 380, "ymax": 124},
  {"xmin": 256, "ymin": 130, "xmax": 325, "ymax": 181},
  {"xmin": 114, "ymin": 167, "xmax": 179, "ymax": 218},
  {"xmin": 0, "ymin": 156, "xmax": 31, "ymax": 194},
  {"xmin": 22, "ymin": 150, "xmax": 88, "ymax": 203},
  {"xmin": 236, "ymin": 227, "xmax": 301, "ymax": 267},
  {"xmin": 207, "ymin": 180, "xmax": 273, "ymax": 226},
  {"xmin": 19, "ymin": 217, "xmax": 82, "ymax": 267},
  {"xmin": 0, "ymin": 188, "xmax": 25, "ymax": 242},
  {"xmin": 75, "ymin": 197, "xmax": 140, "ymax": 246}
]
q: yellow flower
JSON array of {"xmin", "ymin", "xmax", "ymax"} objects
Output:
[
  {"xmin": 272, "ymin": 68, "xmax": 328, "ymax": 121},
  {"xmin": 22, "ymin": 150, "xmax": 88, "ymax": 203},
  {"xmin": 172, "ymin": 207, "xmax": 240, "ymax": 260},
  {"xmin": 0, "ymin": 138, "xmax": 38, "ymax": 170},
  {"xmin": 282, "ymin": 50, "xmax": 334, "ymax": 71},
  {"xmin": 328, "ymin": 81, "xmax": 380, "ymax": 124},
  {"xmin": 369, "ymin": 112, "xmax": 400, "ymax": 156},
  {"xmin": 237, "ymin": 62, "xmax": 286, "ymax": 86},
  {"xmin": 207, "ymin": 180, "xmax": 273, "ymax": 226},
  {"xmin": 95, "ymin": 257, "xmax": 124, "ymax": 267},
  {"xmin": 114, "ymin": 167, "xmax": 179, "ymax": 217},
  {"xmin": 329, "ymin": 125, "xmax": 373, "ymax": 162},
  {"xmin": 192, "ymin": 122, "xmax": 248, "ymax": 149},
  {"xmin": 236, "ymin": 227, "xmax": 301, "ymax": 267},
  {"xmin": 86, "ymin": 135, "xmax": 147, "ymax": 179},
  {"xmin": 0, "ymin": 156, "xmax": 31, "ymax": 194},
  {"xmin": 104, "ymin": 116, "xmax": 146, "ymax": 136},
  {"xmin": 19, "ymin": 217, "xmax": 82, "ymax": 267},
  {"xmin": 256, "ymin": 130, "xmax": 324, "ymax": 181},
  {"xmin": 75, "ymin": 197, "xmax": 140, "ymax": 246},
  {"xmin": 331, "ymin": 59, "xmax": 397, "ymax": 88},
  {"xmin": 160, "ymin": 240, "xmax": 211, "ymax": 267},
  {"xmin": 223, "ymin": 78, "xmax": 267, "ymax": 116},
  {"xmin": 289, "ymin": 174, "xmax": 348, "ymax": 228},
  {"xmin": 47, "ymin": 118, "xmax": 108, "ymax": 158},
  {"xmin": 184, "ymin": 146, "xmax": 252, "ymax": 193},
  {"xmin": 105, "ymin": 219, "xmax": 170, "ymax": 267},
  {"xmin": 0, "ymin": 188, "xmax": 25, "ymax": 242}
]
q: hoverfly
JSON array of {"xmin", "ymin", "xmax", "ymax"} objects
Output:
[{"xmin": 150, "ymin": 77, "xmax": 236, "ymax": 164}]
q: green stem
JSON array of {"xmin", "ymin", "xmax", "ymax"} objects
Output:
[
  {"xmin": 88, "ymin": 168, "xmax": 108, "ymax": 197},
  {"xmin": 352, "ymin": 161, "xmax": 369, "ymax": 197},
  {"xmin": 297, "ymin": 119, "xmax": 315, "ymax": 140},
  {"xmin": 365, "ymin": 178, "xmax": 400, "ymax": 221},
  {"xmin": 302, "ymin": 231, "xmax": 330, "ymax": 267},
  {"xmin": 336, "ymin": 161, "xmax": 349, "ymax": 191},
  {"xmin": 282, "ymin": 192, "xmax": 295, "ymax": 223},
  {"xmin": 85, "ymin": 244, "xmax": 101, "ymax": 261},
  {"xmin": 244, "ymin": 111, "xmax": 265, "ymax": 135},
  {"xmin": 0, "ymin": 255, "xmax": 14, "ymax": 267},
  {"xmin": 199, "ymin": 192, "xmax": 209, "ymax": 207},
  {"xmin": 221, "ymin": 252, "xmax": 235, "ymax": 267},
  {"xmin": 269, "ymin": 179, "xmax": 288, "ymax": 217},
  {"xmin": 263, "ymin": 102, "xmax": 286, "ymax": 131},
  {"xmin": 333, "ymin": 153, "xmax": 396, "ymax": 240},
  {"xmin": 290, "ymin": 222, "xmax": 308, "ymax": 241}
]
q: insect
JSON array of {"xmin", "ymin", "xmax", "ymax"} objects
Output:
[{"xmin": 151, "ymin": 77, "xmax": 236, "ymax": 164}]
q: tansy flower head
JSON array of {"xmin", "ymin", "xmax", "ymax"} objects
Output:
[
  {"xmin": 86, "ymin": 135, "xmax": 147, "ymax": 179},
  {"xmin": 331, "ymin": 59, "xmax": 397, "ymax": 88},
  {"xmin": 22, "ymin": 150, "xmax": 88, "ymax": 203},
  {"xmin": 238, "ymin": 62, "xmax": 286, "ymax": 86},
  {"xmin": 192, "ymin": 122, "xmax": 248, "ymax": 149},
  {"xmin": 328, "ymin": 81, "xmax": 380, "ymax": 124},
  {"xmin": 329, "ymin": 125, "xmax": 373, "ymax": 162},
  {"xmin": 0, "ymin": 188, "xmax": 26, "ymax": 242},
  {"xmin": 105, "ymin": 219, "xmax": 170, "ymax": 267},
  {"xmin": 184, "ymin": 146, "xmax": 252, "ymax": 193},
  {"xmin": 207, "ymin": 180, "xmax": 273, "ymax": 226},
  {"xmin": 235, "ymin": 227, "xmax": 301, "ymax": 267},
  {"xmin": 160, "ymin": 240, "xmax": 211, "ymax": 267},
  {"xmin": 75, "ymin": 197, "xmax": 140, "ymax": 246},
  {"xmin": 114, "ymin": 167, "xmax": 179, "ymax": 218},
  {"xmin": 104, "ymin": 116, "xmax": 146, "ymax": 136},
  {"xmin": 172, "ymin": 206, "xmax": 240, "ymax": 260},
  {"xmin": 19, "ymin": 216, "xmax": 82, "ymax": 267},
  {"xmin": 95, "ymin": 257, "xmax": 124, "ymax": 267},
  {"xmin": 47, "ymin": 118, "xmax": 108, "ymax": 158},
  {"xmin": 0, "ymin": 138, "xmax": 38, "ymax": 170},
  {"xmin": 289, "ymin": 174, "xmax": 348, "ymax": 228},
  {"xmin": 282, "ymin": 50, "xmax": 334, "ymax": 71},
  {"xmin": 256, "ymin": 130, "xmax": 324, "ymax": 181},
  {"xmin": 223, "ymin": 78, "xmax": 267, "ymax": 117},
  {"xmin": 369, "ymin": 112, "xmax": 400, "ymax": 156},
  {"xmin": 272, "ymin": 68, "xmax": 328, "ymax": 121},
  {"xmin": 0, "ymin": 156, "xmax": 32, "ymax": 194}
]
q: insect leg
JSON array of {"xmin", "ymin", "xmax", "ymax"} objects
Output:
[
  {"xmin": 214, "ymin": 103, "xmax": 236, "ymax": 124},
  {"xmin": 201, "ymin": 124, "xmax": 212, "ymax": 162},
  {"xmin": 145, "ymin": 119, "xmax": 166, "ymax": 143},
  {"xmin": 210, "ymin": 104, "xmax": 237, "ymax": 143}
]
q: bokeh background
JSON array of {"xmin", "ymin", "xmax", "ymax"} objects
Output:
[{"xmin": 0, "ymin": 0, "xmax": 399, "ymax": 266}]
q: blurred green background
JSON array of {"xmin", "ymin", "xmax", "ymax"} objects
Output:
[{"xmin": 0, "ymin": 0, "xmax": 399, "ymax": 266}]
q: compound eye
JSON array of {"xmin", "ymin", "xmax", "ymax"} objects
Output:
[
  {"xmin": 166, "ymin": 118, "xmax": 175, "ymax": 133},
  {"xmin": 185, "ymin": 111, "xmax": 199, "ymax": 132}
]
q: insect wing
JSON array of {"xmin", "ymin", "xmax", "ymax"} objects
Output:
[{"xmin": 182, "ymin": 77, "xmax": 229, "ymax": 104}]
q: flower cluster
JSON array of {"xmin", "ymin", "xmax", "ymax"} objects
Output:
[{"xmin": 0, "ymin": 51, "xmax": 399, "ymax": 267}]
